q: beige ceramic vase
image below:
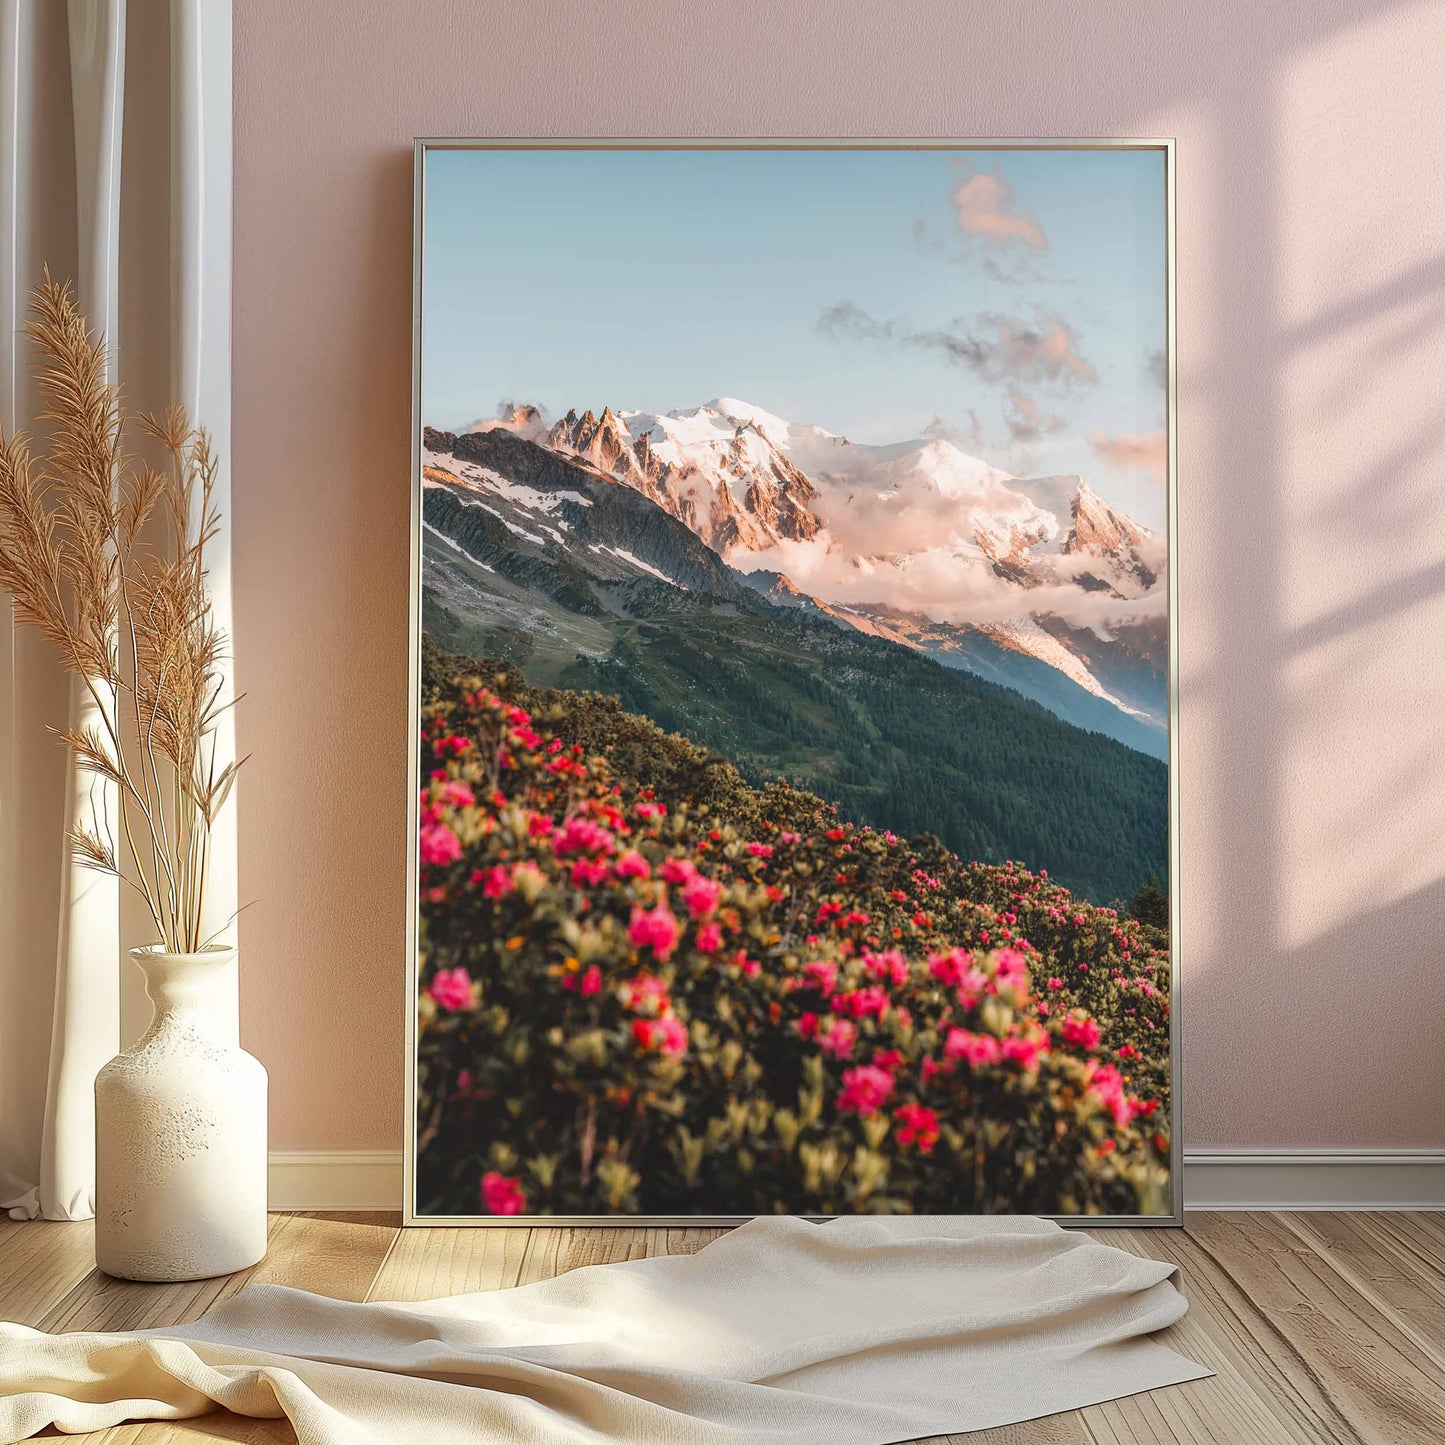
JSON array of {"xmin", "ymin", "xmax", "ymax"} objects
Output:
[{"xmin": 94, "ymin": 946, "xmax": 268, "ymax": 1281}]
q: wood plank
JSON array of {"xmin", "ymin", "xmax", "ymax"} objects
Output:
[
  {"xmin": 36, "ymin": 1214, "xmax": 298, "ymax": 1335},
  {"xmin": 1403, "ymin": 1212, "xmax": 1445, "ymax": 1256},
  {"xmin": 300, "ymin": 1210, "xmax": 401, "ymax": 1228},
  {"xmin": 1289, "ymin": 1213, "xmax": 1445, "ymax": 1366},
  {"xmin": 364, "ymin": 1224, "xmax": 542, "ymax": 1300},
  {"xmin": 561, "ymin": 1225, "xmax": 727, "ymax": 1273},
  {"xmin": 16, "ymin": 1211, "xmax": 1445, "ymax": 1445},
  {"xmin": 0, "ymin": 1218, "xmax": 99, "ymax": 1328},
  {"xmin": 1089, "ymin": 1220, "xmax": 1358, "ymax": 1444},
  {"xmin": 1186, "ymin": 1212, "xmax": 1445, "ymax": 1444}
]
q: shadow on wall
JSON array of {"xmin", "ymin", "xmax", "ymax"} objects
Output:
[
  {"xmin": 1183, "ymin": 6, "xmax": 1445, "ymax": 1144},
  {"xmin": 228, "ymin": 0, "xmax": 1445, "ymax": 1152}
]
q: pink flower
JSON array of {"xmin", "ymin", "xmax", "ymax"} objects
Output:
[
  {"xmin": 943, "ymin": 1028, "xmax": 1001, "ymax": 1068},
  {"xmin": 894, "ymin": 1102, "xmax": 939, "ymax": 1153},
  {"xmin": 818, "ymin": 1018, "xmax": 857, "ymax": 1060},
  {"xmin": 801, "ymin": 960, "xmax": 837, "ymax": 994},
  {"xmin": 481, "ymin": 1170, "xmax": 527, "ymax": 1216},
  {"xmin": 620, "ymin": 972, "xmax": 670, "ymax": 1012},
  {"xmin": 831, "ymin": 986, "xmax": 889, "ymax": 1020},
  {"xmin": 993, "ymin": 947, "xmax": 1029, "ymax": 991},
  {"xmin": 837, "ymin": 1064, "xmax": 895, "ymax": 1117},
  {"xmin": 695, "ymin": 921, "xmax": 723, "ymax": 953},
  {"xmin": 1001, "ymin": 1032, "xmax": 1048, "ymax": 1069},
  {"xmin": 1088, "ymin": 1064, "xmax": 1137, "ymax": 1126},
  {"xmin": 1062, "ymin": 1013, "xmax": 1102, "ymax": 1051},
  {"xmin": 427, "ymin": 966, "xmax": 472, "ymax": 1011},
  {"xmin": 555, "ymin": 815, "xmax": 616, "ymax": 857},
  {"xmin": 796, "ymin": 1011, "xmax": 820, "ymax": 1040},
  {"xmin": 659, "ymin": 857, "xmax": 697, "ymax": 884},
  {"xmin": 680, "ymin": 873, "xmax": 722, "ymax": 919},
  {"xmin": 628, "ymin": 902, "xmax": 680, "ymax": 960},
  {"xmin": 569, "ymin": 858, "xmax": 611, "ymax": 887},
  {"xmin": 419, "ymin": 823, "xmax": 462, "ymax": 868},
  {"xmin": 746, "ymin": 842, "xmax": 774, "ymax": 858},
  {"xmin": 927, "ymin": 948, "xmax": 972, "ymax": 988},
  {"xmin": 636, "ymin": 801, "xmax": 667, "ymax": 820},
  {"xmin": 614, "ymin": 849, "xmax": 652, "ymax": 880},
  {"xmin": 653, "ymin": 1015, "xmax": 688, "ymax": 1056},
  {"xmin": 563, "ymin": 962, "xmax": 603, "ymax": 997},
  {"xmin": 632, "ymin": 1015, "xmax": 688, "ymax": 1056},
  {"xmin": 480, "ymin": 865, "xmax": 513, "ymax": 899},
  {"xmin": 1046, "ymin": 976, "xmax": 1064, "ymax": 991},
  {"xmin": 862, "ymin": 949, "xmax": 909, "ymax": 986},
  {"xmin": 440, "ymin": 779, "xmax": 475, "ymax": 808}
]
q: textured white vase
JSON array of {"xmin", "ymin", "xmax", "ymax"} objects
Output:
[{"xmin": 94, "ymin": 947, "xmax": 267, "ymax": 1281}]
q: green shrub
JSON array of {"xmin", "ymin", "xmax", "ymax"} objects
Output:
[{"xmin": 416, "ymin": 649, "xmax": 1172, "ymax": 1217}]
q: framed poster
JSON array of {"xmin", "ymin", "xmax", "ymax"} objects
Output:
[{"xmin": 406, "ymin": 140, "xmax": 1178, "ymax": 1225}]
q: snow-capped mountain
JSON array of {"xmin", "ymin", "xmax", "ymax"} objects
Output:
[
  {"xmin": 444, "ymin": 399, "xmax": 1168, "ymax": 756},
  {"xmin": 1062, "ymin": 479, "xmax": 1162, "ymax": 595},
  {"xmin": 541, "ymin": 398, "xmax": 1157, "ymax": 600},
  {"xmin": 547, "ymin": 402, "xmax": 820, "ymax": 555}
]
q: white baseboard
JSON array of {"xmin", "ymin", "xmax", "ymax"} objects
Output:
[
  {"xmin": 1184, "ymin": 1149, "xmax": 1445, "ymax": 1211},
  {"xmin": 269, "ymin": 1151, "xmax": 404, "ymax": 1212},
  {"xmin": 268, "ymin": 1148, "xmax": 1445, "ymax": 1214}
]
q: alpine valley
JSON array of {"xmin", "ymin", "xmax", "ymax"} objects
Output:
[{"xmin": 420, "ymin": 399, "xmax": 1169, "ymax": 903}]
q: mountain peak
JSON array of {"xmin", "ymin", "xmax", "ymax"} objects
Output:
[
  {"xmin": 698, "ymin": 397, "xmax": 794, "ymax": 441},
  {"xmin": 1070, "ymin": 478, "xmax": 1149, "ymax": 541},
  {"xmin": 1064, "ymin": 478, "xmax": 1157, "ymax": 593}
]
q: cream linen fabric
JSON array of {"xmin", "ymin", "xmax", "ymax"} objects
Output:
[{"xmin": 0, "ymin": 1215, "xmax": 1209, "ymax": 1444}]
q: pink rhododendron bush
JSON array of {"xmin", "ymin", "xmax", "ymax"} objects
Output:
[{"xmin": 416, "ymin": 652, "xmax": 1172, "ymax": 1217}]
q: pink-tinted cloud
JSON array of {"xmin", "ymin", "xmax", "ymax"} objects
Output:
[
  {"xmin": 817, "ymin": 303, "xmax": 1096, "ymax": 389},
  {"xmin": 951, "ymin": 170, "xmax": 1047, "ymax": 251},
  {"xmin": 984, "ymin": 315, "xmax": 1096, "ymax": 386},
  {"xmin": 1090, "ymin": 430, "xmax": 1168, "ymax": 482},
  {"xmin": 1003, "ymin": 388, "xmax": 1066, "ymax": 442}
]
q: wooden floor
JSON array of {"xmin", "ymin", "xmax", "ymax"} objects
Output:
[{"xmin": 3, "ymin": 1212, "xmax": 1445, "ymax": 1443}]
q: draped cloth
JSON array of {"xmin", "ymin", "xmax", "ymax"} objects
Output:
[
  {"xmin": 0, "ymin": 1216, "xmax": 1209, "ymax": 1444},
  {"xmin": 0, "ymin": 0, "xmax": 236, "ymax": 1222}
]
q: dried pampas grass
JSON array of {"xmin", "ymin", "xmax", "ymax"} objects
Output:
[{"xmin": 0, "ymin": 270, "xmax": 243, "ymax": 953}]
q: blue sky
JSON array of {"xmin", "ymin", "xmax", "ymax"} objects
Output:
[{"xmin": 422, "ymin": 146, "xmax": 1168, "ymax": 526}]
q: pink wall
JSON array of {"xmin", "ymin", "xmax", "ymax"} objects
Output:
[{"xmin": 233, "ymin": 0, "xmax": 1445, "ymax": 1151}]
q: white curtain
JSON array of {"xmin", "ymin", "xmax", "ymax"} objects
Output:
[{"xmin": 0, "ymin": 0, "xmax": 234, "ymax": 1222}]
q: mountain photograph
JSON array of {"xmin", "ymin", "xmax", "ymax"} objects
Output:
[
  {"xmin": 412, "ymin": 145, "xmax": 1174, "ymax": 1219},
  {"xmin": 420, "ymin": 400, "xmax": 1167, "ymax": 898}
]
